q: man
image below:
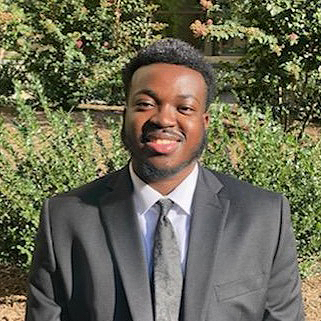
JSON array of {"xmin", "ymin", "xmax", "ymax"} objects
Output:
[{"xmin": 26, "ymin": 38, "xmax": 304, "ymax": 321}]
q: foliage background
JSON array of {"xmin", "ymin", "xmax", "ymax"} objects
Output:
[
  {"xmin": 0, "ymin": 0, "xmax": 165, "ymax": 109},
  {"xmin": 191, "ymin": 0, "xmax": 321, "ymax": 135},
  {"xmin": 0, "ymin": 98, "xmax": 320, "ymax": 274}
]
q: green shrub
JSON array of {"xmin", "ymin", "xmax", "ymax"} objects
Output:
[
  {"xmin": 0, "ymin": 98, "xmax": 320, "ymax": 269},
  {"xmin": 191, "ymin": 0, "xmax": 321, "ymax": 133},
  {"xmin": 0, "ymin": 0, "xmax": 165, "ymax": 109},
  {"xmin": 0, "ymin": 84, "xmax": 113, "ymax": 267},
  {"xmin": 203, "ymin": 103, "xmax": 321, "ymax": 263}
]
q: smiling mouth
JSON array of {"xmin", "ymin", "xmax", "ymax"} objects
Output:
[
  {"xmin": 142, "ymin": 131, "xmax": 183, "ymax": 154},
  {"xmin": 152, "ymin": 139, "xmax": 177, "ymax": 145},
  {"xmin": 140, "ymin": 126, "xmax": 186, "ymax": 155},
  {"xmin": 145, "ymin": 139, "xmax": 179, "ymax": 154}
]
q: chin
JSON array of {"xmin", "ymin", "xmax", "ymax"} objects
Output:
[{"xmin": 134, "ymin": 158, "xmax": 195, "ymax": 183}]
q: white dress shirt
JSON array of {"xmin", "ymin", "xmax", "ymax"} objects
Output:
[{"xmin": 129, "ymin": 162, "xmax": 199, "ymax": 276}]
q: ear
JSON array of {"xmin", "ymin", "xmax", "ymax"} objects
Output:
[
  {"xmin": 121, "ymin": 105, "xmax": 128, "ymax": 123},
  {"xmin": 203, "ymin": 112, "xmax": 210, "ymax": 129}
]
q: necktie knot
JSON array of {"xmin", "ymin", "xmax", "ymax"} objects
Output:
[{"xmin": 157, "ymin": 198, "xmax": 173, "ymax": 218}]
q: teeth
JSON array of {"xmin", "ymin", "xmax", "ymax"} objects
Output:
[{"xmin": 154, "ymin": 139, "xmax": 175, "ymax": 145}]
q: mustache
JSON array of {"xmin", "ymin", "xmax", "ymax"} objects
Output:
[{"xmin": 141, "ymin": 122, "xmax": 185, "ymax": 143}]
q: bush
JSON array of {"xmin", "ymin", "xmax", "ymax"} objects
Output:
[
  {"xmin": 0, "ymin": 83, "xmax": 113, "ymax": 267},
  {"xmin": 0, "ymin": 98, "xmax": 320, "ymax": 269},
  {"xmin": 203, "ymin": 103, "xmax": 321, "ymax": 264},
  {"xmin": 0, "ymin": 0, "xmax": 165, "ymax": 109},
  {"xmin": 191, "ymin": 0, "xmax": 321, "ymax": 133}
]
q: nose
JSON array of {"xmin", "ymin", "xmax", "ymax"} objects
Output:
[{"xmin": 150, "ymin": 104, "xmax": 176, "ymax": 128}]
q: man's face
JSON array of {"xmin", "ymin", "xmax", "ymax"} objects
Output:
[{"xmin": 122, "ymin": 63, "xmax": 209, "ymax": 182}]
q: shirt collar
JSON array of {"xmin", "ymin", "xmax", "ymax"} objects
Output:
[{"xmin": 129, "ymin": 162, "xmax": 199, "ymax": 216}]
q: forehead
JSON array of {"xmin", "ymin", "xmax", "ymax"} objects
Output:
[{"xmin": 129, "ymin": 63, "xmax": 207, "ymax": 98}]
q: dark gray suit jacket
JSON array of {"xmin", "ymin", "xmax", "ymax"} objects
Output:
[{"xmin": 26, "ymin": 165, "xmax": 304, "ymax": 321}]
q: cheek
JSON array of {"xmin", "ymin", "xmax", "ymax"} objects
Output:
[
  {"xmin": 125, "ymin": 114, "xmax": 145, "ymax": 139},
  {"xmin": 185, "ymin": 119, "xmax": 207, "ymax": 137}
]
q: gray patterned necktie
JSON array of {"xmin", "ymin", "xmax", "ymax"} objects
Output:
[{"xmin": 153, "ymin": 198, "xmax": 183, "ymax": 321}]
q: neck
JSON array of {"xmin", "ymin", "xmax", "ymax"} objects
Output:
[{"xmin": 133, "ymin": 162, "xmax": 196, "ymax": 195}]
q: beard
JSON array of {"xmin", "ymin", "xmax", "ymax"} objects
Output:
[{"xmin": 121, "ymin": 122, "xmax": 207, "ymax": 182}]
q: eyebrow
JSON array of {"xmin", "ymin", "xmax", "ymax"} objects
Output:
[
  {"xmin": 133, "ymin": 90, "xmax": 200, "ymax": 105},
  {"xmin": 177, "ymin": 94, "xmax": 201, "ymax": 104}
]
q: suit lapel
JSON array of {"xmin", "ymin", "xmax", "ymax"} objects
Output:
[
  {"xmin": 182, "ymin": 167, "xmax": 230, "ymax": 321},
  {"xmin": 99, "ymin": 167, "xmax": 153, "ymax": 321}
]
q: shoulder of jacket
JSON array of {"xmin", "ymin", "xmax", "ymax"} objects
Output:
[{"xmin": 201, "ymin": 167, "xmax": 283, "ymax": 203}]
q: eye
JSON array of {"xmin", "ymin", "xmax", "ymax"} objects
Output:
[
  {"xmin": 178, "ymin": 105, "xmax": 194, "ymax": 115},
  {"xmin": 135, "ymin": 101, "xmax": 155, "ymax": 110}
]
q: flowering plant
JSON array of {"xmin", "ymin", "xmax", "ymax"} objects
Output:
[
  {"xmin": 0, "ymin": 0, "xmax": 165, "ymax": 109},
  {"xmin": 191, "ymin": 0, "xmax": 321, "ymax": 134}
]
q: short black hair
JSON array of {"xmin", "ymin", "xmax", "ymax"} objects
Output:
[{"xmin": 122, "ymin": 38, "xmax": 215, "ymax": 110}]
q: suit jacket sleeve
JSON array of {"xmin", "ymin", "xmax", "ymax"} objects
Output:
[
  {"xmin": 263, "ymin": 195, "xmax": 305, "ymax": 320},
  {"xmin": 25, "ymin": 199, "xmax": 62, "ymax": 321}
]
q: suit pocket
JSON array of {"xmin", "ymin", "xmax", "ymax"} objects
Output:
[{"xmin": 214, "ymin": 273, "xmax": 266, "ymax": 302}]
